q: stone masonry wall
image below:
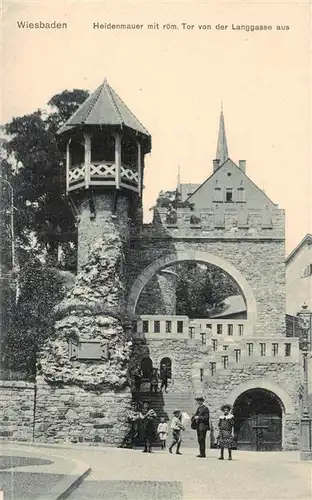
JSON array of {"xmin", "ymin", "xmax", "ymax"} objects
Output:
[
  {"xmin": 36, "ymin": 192, "xmax": 134, "ymax": 445},
  {"xmin": 128, "ymin": 238, "xmax": 286, "ymax": 337},
  {"xmin": 131, "ymin": 338, "xmax": 200, "ymax": 393},
  {"xmin": 35, "ymin": 377, "xmax": 131, "ymax": 445},
  {"xmin": 203, "ymin": 362, "xmax": 300, "ymax": 450},
  {"xmin": 0, "ymin": 381, "xmax": 35, "ymax": 442}
]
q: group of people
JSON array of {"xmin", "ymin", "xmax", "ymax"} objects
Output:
[
  {"xmin": 132, "ymin": 363, "xmax": 170, "ymax": 394},
  {"xmin": 121, "ymin": 395, "xmax": 235, "ymax": 460}
]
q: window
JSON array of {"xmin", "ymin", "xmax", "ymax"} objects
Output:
[
  {"xmin": 213, "ymin": 187, "xmax": 223, "ymax": 202},
  {"xmin": 285, "ymin": 343, "xmax": 291, "ymax": 357},
  {"xmin": 227, "ymin": 324, "xmax": 233, "ymax": 336},
  {"xmin": 222, "ymin": 356, "xmax": 229, "ymax": 369},
  {"xmin": 238, "ymin": 324, "xmax": 244, "ymax": 336},
  {"xmin": 272, "ymin": 343, "xmax": 279, "ymax": 356},
  {"xmin": 200, "ymin": 332, "xmax": 207, "ymax": 345},
  {"xmin": 223, "ymin": 345, "xmax": 228, "ymax": 351},
  {"xmin": 189, "ymin": 326, "xmax": 195, "ymax": 339},
  {"xmin": 235, "ymin": 349, "xmax": 241, "ymax": 363},
  {"xmin": 225, "ymin": 188, "xmax": 233, "ymax": 202},
  {"xmin": 133, "ymin": 322, "xmax": 137, "ymax": 333},
  {"xmin": 154, "ymin": 321, "xmax": 160, "ymax": 333},
  {"xmin": 165, "ymin": 321, "xmax": 172, "ymax": 333},
  {"xmin": 247, "ymin": 343, "xmax": 253, "ymax": 356},
  {"xmin": 217, "ymin": 324, "xmax": 223, "ymax": 335},
  {"xmin": 177, "ymin": 321, "xmax": 183, "ymax": 334},
  {"xmin": 212, "ymin": 339, "xmax": 218, "ymax": 351},
  {"xmin": 210, "ymin": 362, "xmax": 216, "ymax": 376},
  {"xmin": 260, "ymin": 343, "xmax": 266, "ymax": 356},
  {"xmin": 206, "ymin": 323, "xmax": 212, "ymax": 330},
  {"xmin": 200, "ymin": 368, "xmax": 204, "ymax": 382},
  {"xmin": 237, "ymin": 187, "xmax": 246, "ymax": 202},
  {"xmin": 143, "ymin": 320, "xmax": 149, "ymax": 333},
  {"xmin": 302, "ymin": 264, "xmax": 312, "ymax": 277}
]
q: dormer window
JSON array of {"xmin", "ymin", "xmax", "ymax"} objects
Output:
[{"xmin": 225, "ymin": 188, "xmax": 233, "ymax": 202}]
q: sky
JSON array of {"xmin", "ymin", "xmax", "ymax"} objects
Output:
[{"xmin": 2, "ymin": 0, "xmax": 312, "ymax": 255}]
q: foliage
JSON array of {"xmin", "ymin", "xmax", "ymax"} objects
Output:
[
  {"xmin": 174, "ymin": 262, "xmax": 240, "ymax": 318},
  {"xmin": 1, "ymin": 260, "xmax": 68, "ymax": 377},
  {"xmin": 1, "ymin": 89, "xmax": 89, "ymax": 377},
  {"xmin": 156, "ymin": 190, "xmax": 194, "ymax": 210}
]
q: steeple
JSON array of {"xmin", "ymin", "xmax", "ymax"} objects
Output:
[
  {"xmin": 215, "ymin": 104, "xmax": 228, "ymax": 165},
  {"xmin": 177, "ymin": 165, "xmax": 181, "ymax": 194}
]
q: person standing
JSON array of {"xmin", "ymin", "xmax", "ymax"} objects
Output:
[
  {"xmin": 218, "ymin": 404, "xmax": 235, "ymax": 460},
  {"xmin": 120, "ymin": 401, "xmax": 140, "ymax": 449},
  {"xmin": 133, "ymin": 364, "xmax": 143, "ymax": 393},
  {"xmin": 160, "ymin": 363, "xmax": 169, "ymax": 393},
  {"xmin": 150, "ymin": 368, "xmax": 159, "ymax": 393},
  {"xmin": 157, "ymin": 417, "xmax": 169, "ymax": 450},
  {"xmin": 169, "ymin": 410, "xmax": 185, "ymax": 455},
  {"xmin": 140, "ymin": 401, "xmax": 157, "ymax": 453},
  {"xmin": 191, "ymin": 395, "xmax": 210, "ymax": 458}
]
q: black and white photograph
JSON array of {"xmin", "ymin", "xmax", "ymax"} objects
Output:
[{"xmin": 0, "ymin": 1, "xmax": 311, "ymax": 499}]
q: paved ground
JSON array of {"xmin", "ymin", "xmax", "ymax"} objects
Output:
[
  {"xmin": 64, "ymin": 446, "xmax": 311, "ymax": 500},
  {"xmin": 0, "ymin": 444, "xmax": 310, "ymax": 500}
]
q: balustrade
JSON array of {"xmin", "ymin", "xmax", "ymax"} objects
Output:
[{"xmin": 68, "ymin": 161, "xmax": 139, "ymax": 192}]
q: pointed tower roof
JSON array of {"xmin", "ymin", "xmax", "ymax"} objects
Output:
[
  {"xmin": 216, "ymin": 105, "xmax": 229, "ymax": 164},
  {"xmin": 57, "ymin": 79, "xmax": 150, "ymax": 137}
]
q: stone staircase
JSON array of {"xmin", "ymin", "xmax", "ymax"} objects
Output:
[{"xmin": 134, "ymin": 391, "xmax": 198, "ymax": 448}]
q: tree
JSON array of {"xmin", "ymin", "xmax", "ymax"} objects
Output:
[
  {"xmin": 3, "ymin": 88, "xmax": 89, "ymax": 264},
  {"xmin": 1, "ymin": 89, "xmax": 89, "ymax": 377},
  {"xmin": 174, "ymin": 262, "xmax": 240, "ymax": 318}
]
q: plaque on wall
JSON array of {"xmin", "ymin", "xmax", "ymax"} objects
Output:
[{"xmin": 69, "ymin": 339, "xmax": 109, "ymax": 361}]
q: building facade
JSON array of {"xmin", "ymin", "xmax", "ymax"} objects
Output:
[{"xmin": 33, "ymin": 81, "xmax": 300, "ymax": 450}]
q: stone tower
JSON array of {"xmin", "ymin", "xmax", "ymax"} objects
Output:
[{"xmin": 35, "ymin": 80, "xmax": 151, "ymax": 445}]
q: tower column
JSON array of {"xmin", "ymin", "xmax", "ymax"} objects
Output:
[
  {"xmin": 137, "ymin": 140, "xmax": 142, "ymax": 196},
  {"xmin": 115, "ymin": 132, "xmax": 121, "ymax": 189},
  {"xmin": 84, "ymin": 132, "xmax": 91, "ymax": 189},
  {"xmin": 66, "ymin": 138, "xmax": 71, "ymax": 194}
]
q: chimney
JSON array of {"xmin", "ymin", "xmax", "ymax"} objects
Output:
[
  {"xmin": 239, "ymin": 160, "xmax": 246, "ymax": 172},
  {"xmin": 213, "ymin": 159, "xmax": 221, "ymax": 172}
]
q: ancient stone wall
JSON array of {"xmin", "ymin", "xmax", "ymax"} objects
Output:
[
  {"xmin": 36, "ymin": 192, "xmax": 134, "ymax": 445},
  {"xmin": 128, "ymin": 237, "xmax": 286, "ymax": 337},
  {"xmin": 0, "ymin": 381, "xmax": 35, "ymax": 442},
  {"xmin": 35, "ymin": 377, "xmax": 131, "ymax": 444}
]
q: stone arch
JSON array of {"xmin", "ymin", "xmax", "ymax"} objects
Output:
[
  {"xmin": 127, "ymin": 250, "xmax": 257, "ymax": 324},
  {"xmin": 227, "ymin": 378, "xmax": 295, "ymax": 415}
]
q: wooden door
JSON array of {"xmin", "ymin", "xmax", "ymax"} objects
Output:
[{"xmin": 236, "ymin": 414, "xmax": 282, "ymax": 451}]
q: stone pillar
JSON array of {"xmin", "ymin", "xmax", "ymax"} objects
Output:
[
  {"xmin": 157, "ymin": 269, "xmax": 177, "ymax": 315},
  {"xmin": 36, "ymin": 191, "xmax": 133, "ymax": 446}
]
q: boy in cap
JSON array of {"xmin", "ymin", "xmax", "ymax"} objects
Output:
[
  {"xmin": 191, "ymin": 395, "xmax": 210, "ymax": 458},
  {"xmin": 169, "ymin": 410, "xmax": 185, "ymax": 455}
]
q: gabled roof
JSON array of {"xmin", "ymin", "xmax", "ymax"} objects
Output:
[
  {"xmin": 57, "ymin": 79, "xmax": 150, "ymax": 136},
  {"xmin": 286, "ymin": 234, "xmax": 312, "ymax": 264},
  {"xmin": 186, "ymin": 158, "xmax": 277, "ymax": 207},
  {"xmin": 210, "ymin": 295, "xmax": 246, "ymax": 318}
]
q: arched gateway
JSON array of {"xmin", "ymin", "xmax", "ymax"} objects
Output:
[{"xmin": 127, "ymin": 250, "xmax": 257, "ymax": 323}]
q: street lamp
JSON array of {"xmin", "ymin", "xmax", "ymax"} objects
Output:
[{"xmin": 298, "ymin": 303, "xmax": 312, "ymax": 460}]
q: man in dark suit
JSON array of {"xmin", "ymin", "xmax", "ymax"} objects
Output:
[{"xmin": 192, "ymin": 395, "xmax": 210, "ymax": 458}]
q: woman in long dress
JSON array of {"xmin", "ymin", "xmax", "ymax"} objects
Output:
[
  {"xmin": 218, "ymin": 404, "xmax": 236, "ymax": 460},
  {"xmin": 140, "ymin": 401, "xmax": 157, "ymax": 453}
]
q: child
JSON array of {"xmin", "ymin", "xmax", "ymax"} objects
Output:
[
  {"xmin": 169, "ymin": 409, "xmax": 185, "ymax": 455},
  {"xmin": 157, "ymin": 417, "xmax": 169, "ymax": 450},
  {"xmin": 217, "ymin": 404, "xmax": 235, "ymax": 460}
]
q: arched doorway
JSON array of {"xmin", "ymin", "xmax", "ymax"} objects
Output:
[
  {"xmin": 233, "ymin": 389, "xmax": 283, "ymax": 451},
  {"xmin": 160, "ymin": 357, "xmax": 172, "ymax": 379},
  {"xmin": 141, "ymin": 357, "xmax": 153, "ymax": 380}
]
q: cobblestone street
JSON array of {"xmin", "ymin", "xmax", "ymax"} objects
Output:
[{"xmin": 66, "ymin": 447, "xmax": 311, "ymax": 500}]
